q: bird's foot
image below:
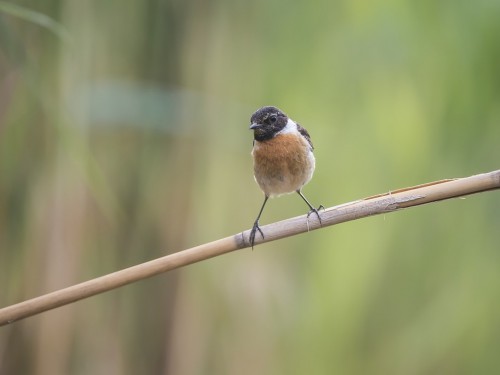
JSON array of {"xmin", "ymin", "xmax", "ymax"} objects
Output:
[
  {"xmin": 307, "ymin": 205, "xmax": 324, "ymax": 226},
  {"xmin": 249, "ymin": 220, "xmax": 264, "ymax": 249}
]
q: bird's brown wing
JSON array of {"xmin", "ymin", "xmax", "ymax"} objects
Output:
[{"xmin": 297, "ymin": 123, "xmax": 314, "ymax": 151}]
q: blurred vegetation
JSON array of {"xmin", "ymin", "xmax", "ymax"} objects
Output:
[{"xmin": 0, "ymin": 0, "xmax": 499, "ymax": 374}]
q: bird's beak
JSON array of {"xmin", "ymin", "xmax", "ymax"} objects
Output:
[{"xmin": 249, "ymin": 123, "xmax": 260, "ymax": 130}]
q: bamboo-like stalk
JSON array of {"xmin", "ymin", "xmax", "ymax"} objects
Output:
[{"xmin": 1, "ymin": 169, "xmax": 499, "ymax": 326}]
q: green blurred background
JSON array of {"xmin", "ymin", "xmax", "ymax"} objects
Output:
[{"xmin": 1, "ymin": 0, "xmax": 499, "ymax": 374}]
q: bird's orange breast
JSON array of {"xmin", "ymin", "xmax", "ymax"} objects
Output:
[{"xmin": 252, "ymin": 133, "xmax": 315, "ymax": 197}]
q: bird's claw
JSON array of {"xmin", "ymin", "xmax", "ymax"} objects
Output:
[
  {"xmin": 249, "ymin": 221, "xmax": 264, "ymax": 249},
  {"xmin": 307, "ymin": 204, "xmax": 324, "ymax": 225}
]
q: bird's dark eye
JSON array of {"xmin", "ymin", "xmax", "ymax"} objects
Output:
[{"xmin": 269, "ymin": 115, "xmax": 277, "ymax": 123}]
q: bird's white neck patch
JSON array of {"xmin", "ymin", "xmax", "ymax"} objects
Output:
[{"xmin": 278, "ymin": 118, "xmax": 299, "ymax": 135}]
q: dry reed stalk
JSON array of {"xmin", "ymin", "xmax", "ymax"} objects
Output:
[{"xmin": 1, "ymin": 169, "xmax": 499, "ymax": 326}]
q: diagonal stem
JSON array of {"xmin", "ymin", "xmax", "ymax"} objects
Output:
[{"xmin": 0, "ymin": 169, "xmax": 499, "ymax": 326}]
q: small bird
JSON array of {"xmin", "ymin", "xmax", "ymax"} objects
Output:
[{"xmin": 249, "ymin": 106, "xmax": 323, "ymax": 248}]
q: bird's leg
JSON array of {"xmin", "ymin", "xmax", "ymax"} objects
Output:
[
  {"xmin": 250, "ymin": 196, "xmax": 269, "ymax": 248},
  {"xmin": 297, "ymin": 190, "xmax": 324, "ymax": 225}
]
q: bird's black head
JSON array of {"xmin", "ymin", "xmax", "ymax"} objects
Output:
[{"xmin": 249, "ymin": 106, "xmax": 288, "ymax": 142}]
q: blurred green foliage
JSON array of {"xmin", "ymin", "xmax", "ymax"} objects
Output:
[{"xmin": 1, "ymin": 0, "xmax": 499, "ymax": 374}]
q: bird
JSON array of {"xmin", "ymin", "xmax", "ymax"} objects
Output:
[{"xmin": 248, "ymin": 106, "xmax": 323, "ymax": 248}]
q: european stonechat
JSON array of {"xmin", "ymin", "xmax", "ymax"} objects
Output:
[{"xmin": 249, "ymin": 106, "xmax": 323, "ymax": 248}]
